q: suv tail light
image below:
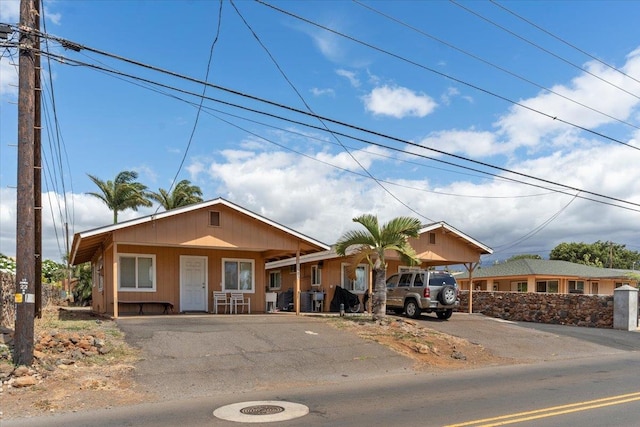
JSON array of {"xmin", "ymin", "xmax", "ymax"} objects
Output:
[{"xmin": 423, "ymin": 287, "xmax": 430, "ymax": 298}]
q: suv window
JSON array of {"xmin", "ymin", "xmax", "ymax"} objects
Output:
[
  {"xmin": 428, "ymin": 273, "xmax": 457, "ymax": 287},
  {"xmin": 413, "ymin": 273, "xmax": 425, "ymax": 287},
  {"xmin": 398, "ymin": 273, "xmax": 413, "ymax": 287},
  {"xmin": 386, "ymin": 274, "xmax": 399, "ymax": 289}
]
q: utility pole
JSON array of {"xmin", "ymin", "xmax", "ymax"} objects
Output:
[
  {"xmin": 14, "ymin": 0, "xmax": 39, "ymax": 366},
  {"xmin": 34, "ymin": 0, "xmax": 42, "ymax": 319}
]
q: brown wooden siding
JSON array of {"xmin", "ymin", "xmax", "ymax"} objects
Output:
[{"xmin": 112, "ymin": 205, "xmax": 311, "ymax": 254}]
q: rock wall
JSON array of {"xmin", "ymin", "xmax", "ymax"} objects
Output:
[
  {"xmin": 457, "ymin": 291, "xmax": 614, "ymax": 328},
  {"xmin": 1, "ymin": 272, "xmax": 15, "ymax": 330},
  {"xmin": 1, "ymin": 272, "xmax": 64, "ymax": 329}
]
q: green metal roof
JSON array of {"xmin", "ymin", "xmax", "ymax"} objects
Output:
[{"xmin": 472, "ymin": 259, "xmax": 633, "ymax": 279}]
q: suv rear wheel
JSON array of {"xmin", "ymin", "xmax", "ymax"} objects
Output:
[
  {"xmin": 404, "ymin": 299, "xmax": 421, "ymax": 319},
  {"xmin": 438, "ymin": 285, "xmax": 457, "ymax": 305},
  {"xmin": 436, "ymin": 309, "xmax": 453, "ymax": 320}
]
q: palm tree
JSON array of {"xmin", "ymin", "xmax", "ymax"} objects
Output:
[
  {"xmin": 148, "ymin": 179, "xmax": 204, "ymax": 211},
  {"xmin": 335, "ymin": 214, "xmax": 422, "ymax": 321},
  {"xmin": 86, "ymin": 170, "xmax": 152, "ymax": 223}
]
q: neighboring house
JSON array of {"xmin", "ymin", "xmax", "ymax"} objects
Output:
[
  {"xmin": 265, "ymin": 222, "xmax": 493, "ymax": 311},
  {"xmin": 457, "ymin": 258, "xmax": 638, "ymax": 295},
  {"xmin": 69, "ymin": 198, "xmax": 329, "ymax": 317}
]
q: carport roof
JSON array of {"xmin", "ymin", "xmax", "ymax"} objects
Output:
[{"xmin": 70, "ymin": 198, "xmax": 330, "ymax": 265}]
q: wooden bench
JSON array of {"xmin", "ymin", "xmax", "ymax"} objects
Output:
[{"xmin": 117, "ymin": 301, "xmax": 174, "ymax": 315}]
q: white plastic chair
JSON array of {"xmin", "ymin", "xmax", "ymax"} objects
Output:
[
  {"xmin": 230, "ymin": 293, "xmax": 251, "ymax": 314},
  {"xmin": 213, "ymin": 291, "xmax": 230, "ymax": 314}
]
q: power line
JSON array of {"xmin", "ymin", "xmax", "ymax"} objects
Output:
[
  {"xmin": 353, "ymin": 0, "xmax": 640, "ymax": 133},
  {"xmin": 32, "ymin": 47, "xmax": 640, "ymax": 214},
  {"xmin": 158, "ymin": 0, "xmax": 224, "ymax": 214},
  {"xmin": 230, "ymin": 0, "xmax": 435, "ymax": 223},
  {"xmin": 489, "ymin": 0, "xmax": 640, "ymax": 88},
  {"xmin": 449, "ymin": 0, "xmax": 640, "ymax": 102}
]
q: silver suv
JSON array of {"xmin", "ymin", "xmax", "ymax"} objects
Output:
[{"xmin": 386, "ymin": 270, "xmax": 459, "ymax": 320}]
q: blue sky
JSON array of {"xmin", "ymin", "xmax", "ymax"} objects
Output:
[{"xmin": 2, "ymin": 0, "xmax": 640, "ymax": 264}]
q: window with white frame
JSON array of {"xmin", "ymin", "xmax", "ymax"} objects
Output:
[
  {"xmin": 536, "ymin": 280, "xmax": 558, "ymax": 293},
  {"xmin": 269, "ymin": 271, "xmax": 281, "ymax": 290},
  {"xmin": 119, "ymin": 254, "xmax": 155, "ymax": 291},
  {"xmin": 223, "ymin": 259, "xmax": 254, "ymax": 292},
  {"xmin": 342, "ymin": 264, "xmax": 367, "ymax": 293},
  {"xmin": 311, "ymin": 265, "xmax": 321, "ymax": 286}
]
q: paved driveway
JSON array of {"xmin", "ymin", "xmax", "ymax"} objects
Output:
[
  {"xmin": 116, "ymin": 314, "xmax": 414, "ymax": 401},
  {"xmin": 420, "ymin": 312, "xmax": 640, "ymax": 361}
]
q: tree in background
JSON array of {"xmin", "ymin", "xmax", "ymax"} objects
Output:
[
  {"xmin": 148, "ymin": 179, "xmax": 204, "ymax": 211},
  {"xmin": 550, "ymin": 241, "xmax": 640, "ymax": 269},
  {"xmin": 507, "ymin": 254, "xmax": 542, "ymax": 261},
  {"xmin": 86, "ymin": 171, "xmax": 152, "ymax": 223},
  {"xmin": 335, "ymin": 214, "xmax": 422, "ymax": 321}
]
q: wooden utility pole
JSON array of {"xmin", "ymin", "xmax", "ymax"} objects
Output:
[
  {"xmin": 34, "ymin": 0, "xmax": 42, "ymax": 319},
  {"xmin": 14, "ymin": 0, "xmax": 39, "ymax": 366}
]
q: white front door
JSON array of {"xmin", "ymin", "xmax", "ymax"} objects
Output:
[{"xmin": 180, "ymin": 256, "xmax": 207, "ymax": 312}]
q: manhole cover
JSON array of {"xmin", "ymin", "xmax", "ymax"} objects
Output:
[
  {"xmin": 240, "ymin": 404, "xmax": 285, "ymax": 415},
  {"xmin": 214, "ymin": 400, "xmax": 309, "ymax": 423}
]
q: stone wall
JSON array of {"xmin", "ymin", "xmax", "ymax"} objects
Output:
[
  {"xmin": 457, "ymin": 291, "xmax": 614, "ymax": 328},
  {"xmin": 1, "ymin": 271, "xmax": 15, "ymax": 329},
  {"xmin": 1, "ymin": 271, "xmax": 64, "ymax": 329}
]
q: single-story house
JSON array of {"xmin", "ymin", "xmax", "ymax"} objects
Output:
[
  {"xmin": 69, "ymin": 198, "xmax": 330, "ymax": 317},
  {"xmin": 456, "ymin": 258, "xmax": 638, "ymax": 295},
  {"xmin": 265, "ymin": 221, "xmax": 493, "ymax": 312}
]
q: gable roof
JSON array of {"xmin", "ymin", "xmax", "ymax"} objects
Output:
[
  {"xmin": 70, "ymin": 197, "xmax": 329, "ymax": 265},
  {"xmin": 265, "ymin": 221, "xmax": 493, "ymax": 269},
  {"xmin": 419, "ymin": 221, "xmax": 493, "ymax": 255},
  {"xmin": 472, "ymin": 258, "xmax": 633, "ymax": 279}
]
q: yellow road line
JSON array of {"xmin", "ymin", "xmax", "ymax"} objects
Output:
[{"xmin": 445, "ymin": 391, "xmax": 640, "ymax": 427}]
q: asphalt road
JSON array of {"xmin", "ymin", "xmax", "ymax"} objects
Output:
[{"xmin": 5, "ymin": 312, "xmax": 640, "ymax": 426}]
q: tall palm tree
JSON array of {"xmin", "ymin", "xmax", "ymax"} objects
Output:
[
  {"xmin": 86, "ymin": 170, "xmax": 152, "ymax": 223},
  {"xmin": 335, "ymin": 214, "xmax": 422, "ymax": 321},
  {"xmin": 148, "ymin": 179, "xmax": 203, "ymax": 211}
]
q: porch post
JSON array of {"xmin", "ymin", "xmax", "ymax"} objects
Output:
[
  {"xmin": 113, "ymin": 244, "xmax": 118, "ymax": 318},
  {"xmin": 295, "ymin": 244, "xmax": 301, "ymax": 315},
  {"xmin": 466, "ymin": 262, "xmax": 478, "ymax": 314}
]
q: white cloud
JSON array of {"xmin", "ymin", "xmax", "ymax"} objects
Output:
[
  {"xmin": 0, "ymin": 60, "xmax": 19, "ymax": 97},
  {"xmin": 363, "ymin": 85, "xmax": 437, "ymax": 118},
  {"xmin": 413, "ymin": 129, "xmax": 500, "ymax": 158},
  {"xmin": 336, "ymin": 69, "xmax": 360, "ymax": 87},
  {"xmin": 310, "ymin": 30, "xmax": 344, "ymax": 63},
  {"xmin": 496, "ymin": 49, "xmax": 640, "ymax": 152},
  {"xmin": 310, "ymin": 87, "xmax": 335, "ymax": 97},
  {"xmin": 0, "ymin": 0, "xmax": 19, "ymax": 22}
]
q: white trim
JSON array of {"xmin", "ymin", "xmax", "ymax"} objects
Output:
[
  {"xmin": 311, "ymin": 265, "xmax": 321, "ymax": 287},
  {"xmin": 117, "ymin": 253, "xmax": 156, "ymax": 292},
  {"xmin": 268, "ymin": 270, "xmax": 282, "ymax": 291},
  {"xmin": 341, "ymin": 262, "xmax": 368, "ymax": 294},
  {"xmin": 222, "ymin": 258, "xmax": 255, "ymax": 293},
  {"xmin": 419, "ymin": 222, "xmax": 493, "ymax": 254}
]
